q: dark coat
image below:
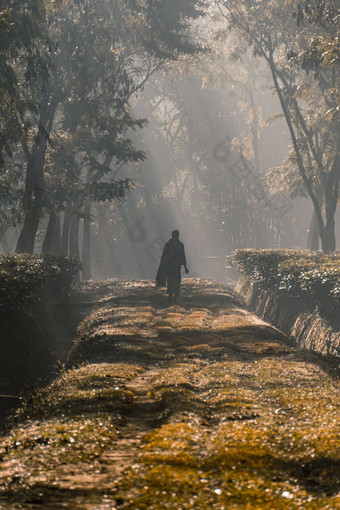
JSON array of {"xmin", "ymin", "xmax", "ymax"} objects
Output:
[{"xmin": 156, "ymin": 238, "xmax": 186, "ymax": 287}]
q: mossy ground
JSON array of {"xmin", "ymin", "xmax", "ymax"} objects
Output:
[{"xmin": 0, "ymin": 279, "xmax": 339, "ymax": 509}]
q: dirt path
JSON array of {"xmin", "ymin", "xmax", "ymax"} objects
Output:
[{"xmin": 0, "ymin": 279, "xmax": 339, "ymax": 509}]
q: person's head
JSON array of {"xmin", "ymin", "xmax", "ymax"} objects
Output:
[{"xmin": 172, "ymin": 229, "xmax": 180, "ymax": 239}]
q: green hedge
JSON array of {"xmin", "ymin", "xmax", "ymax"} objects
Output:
[
  {"xmin": 228, "ymin": 249, "xmax": 340, "ymax": 311},
  {"xmin": 0, "ymin": 254, "xmax": 81, "ymax": 317}
]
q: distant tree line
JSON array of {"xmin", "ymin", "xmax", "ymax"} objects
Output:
[{"xmin": 0, "ymin": 0, "xmax": 339, "ymax": 282}]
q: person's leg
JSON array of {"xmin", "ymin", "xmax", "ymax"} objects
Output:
[
  {"xmin": 173, "ymin": 266, "xmax": 181, "ymax": 304},
  {"xmin": 166, "ymin": 270, "xmax": 172, "ymax": 303},
  {"xmin": 166, "ymin": 267, "xmax": 177, "ymax": 304}
]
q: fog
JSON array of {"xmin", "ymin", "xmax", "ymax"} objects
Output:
[
  {"xmin": 1, "ymin": 0, "xmax": 339, "ymax": 278},
  {"xmin": 86, "ymin": 67, "xmax": 340, "ymax": 282}
]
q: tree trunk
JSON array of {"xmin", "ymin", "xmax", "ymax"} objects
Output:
[
  {"xmin": 268, "ymin": 55, "xmax": 340, "ymax": 254},
  {"xmin": 268, "ymin": 57, "xmax": 326, "ymax": 232},
  {"xmin": 307, "ymin": 185, "xmax": 323, "ymax": 251},
  {"xmin": 61, "ymin": 203, "xmax": 72, "ymax": 256},
  {"xmin": 307, "ymin": 209, "xmax": 320, "ymax": 251},
  {"xmin": 248, "ymin": 88, "xmax": 261, "ymax": 174},
  {"xmin": 82, "ymin": 201, "xmax": 91, "ymax": 281},
  {"xmin": 323, "ymin": 146, "xmax": 340, "ymax": 253},
  {"xmin": 2, "ymin": 230, "xmax": 10, "ymax": 253},
  {"xmin": 69, "ymin": 211, "xmax": 80, "ymax": 283},
  {"xmin": 0, "ymin": 224, "xmax": 9, "ymax": 251},
  {"xmin": 320, "ymin": 219, "xmax": 336, "ymax": 255},
  {"xmin": 16, "ymin": 175, "xmax": 44, "ymax": 254},
  {"xmin": 69, "ymin": 212, "xmax": 80, "ymax": 259},
  {"xmin": 97, "ymin": 203, "xmax": 111, "ymax": 278},
  {"xmin": 16, "ymin": 91, "xmax": 58, "ymax": 254},
  {"xmin": 42, "ymin": 210, "xmax": 57, "ymax": 254},
  {"xmin": 51, "ymin": 213, "xmax": 61, "ymax": 254}
]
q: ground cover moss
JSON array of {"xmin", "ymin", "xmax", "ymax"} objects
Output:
[
  {"xmin": 13, "ymin": 363, "xmax": 142, "ymax": 423},
  {"xmin": 115, "ymin": 356, "xmax": 339, "ymax": 509},
  {"xmin": 0, "ymin": 280, "xmax": 338, "ymax": 509}
]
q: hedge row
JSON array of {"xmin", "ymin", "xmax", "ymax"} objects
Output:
[
  {"xmin": 229, "ymin": 249, "xmax": 340, "ymax": 311},
  {"xmin": 0, "ymin": 254, "xmax": 81, "ymax": 317}
]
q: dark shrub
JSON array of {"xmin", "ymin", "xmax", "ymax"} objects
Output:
[{"xmin": 0, "ymin": 254, "xmax": 81, "ymax": 318}]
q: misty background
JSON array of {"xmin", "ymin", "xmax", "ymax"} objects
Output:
[{"xmin": 1, "ymin": 0, "xmax": 339, "ymax": 282}]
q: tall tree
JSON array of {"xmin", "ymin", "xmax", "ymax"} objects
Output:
[
  {"xmin": 216, "ymin": 0, "xmax": 340, "ymax": 253},
  {"xmin": 1, "ymin": 0, "xmax": 204, "ymax": 254},
  {"xmin": 0, "ymin": 0, "xmax": 54, "ymax": 237}
]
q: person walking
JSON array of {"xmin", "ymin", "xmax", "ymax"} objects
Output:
[{"xmin": 156, "ymin": 230, "xmax": 189, "ymax": 303}]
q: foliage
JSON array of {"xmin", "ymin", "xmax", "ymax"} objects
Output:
[
  {"xmin": 1, "ymin": 0, "xmax": 205, "ymax": 253},
  {"xmin": 84, "ymin": 179, "xmax": 136, "ymax": 202},
  {"xmin": 0, "ymin": 253, "xmax": 81, "ymax": 317},
  {"xmin": 295, "ymin": 0, "xmax": 340, "ymax": 74},
  {"xmin": 229, "ymin": 249, "xmax": 311, "ymax": 285},
  {"xmin": 0, "ymin": 0, "xmax": 49, "ymax": 163},
  {"xmin": 216, "ymin": 0, "xmax": 340, "ymax": 253},
  {"xmin": 0, "ymin": 0, "xmax": 51, "ymax": 225},
  {"xmin": 229, "ymin": 248, "xmax": 340, "ymax": 308}
]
